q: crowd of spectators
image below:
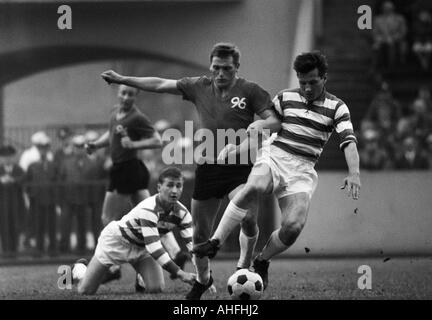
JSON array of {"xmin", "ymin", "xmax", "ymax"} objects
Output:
[
  {"xmin": 360, "ymin": 1, "xmax": 432, "ymax": 170},
  {"xmin": 358, "ymin": 81, "xmax": 432, "ymax": 170},
  {"xmin": 372, "ymin": 0, "xmax": 432, "ymax": 73},
  {"xmin": 0, "ymin": 121, "xmax": 195, "ymax": 258},
  {"xmin": 0, "ymin": 129, "xmax": 109, "ymax": 257}
]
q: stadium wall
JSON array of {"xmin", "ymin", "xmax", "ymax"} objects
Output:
[
  {"xmin": 274, "ymin": 171, "xmax": 432, "ymax": 257},
  {"xmin": 1, "ymin": 0, "xmax": 303, "ymax": 133}
]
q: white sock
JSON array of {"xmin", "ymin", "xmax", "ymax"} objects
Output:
[
  {"xmin": 237, "ymin": 229, "xmax": 259, "ymax": 269},
  {"xmin": 192, "ymin": 255, "xmax": 210, "ymax": 284},
  {"xmin": 213, "ymin": 201, "xmax": 248, "ymax": 244},
  {"xmin": 260, "ymin": 229, "xmax": 289, "ymax": 261}
]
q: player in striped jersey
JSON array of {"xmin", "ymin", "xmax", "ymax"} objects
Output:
[
  {"xmin": 193, "ymin": 51, "xmax": 361, "ymax": 290},
  {"xmin": 73, "ymin": 167, "xmax": 196, "ymax": 295}
]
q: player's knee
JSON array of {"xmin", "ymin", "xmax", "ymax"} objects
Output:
[
  {"xmin": 278, "ymin": 220, "xmax": 304, "ymax": 246},
  {"xmin": 242, "ymin": 182, "xmax": 265, "ymax": 201},
  {"xmin": 280, "ymin": 219, "xmax": 304, "ymax": 236},
  {"xmin": 241, "ymin": 212, "xmax": 257, "ymax": 230}
]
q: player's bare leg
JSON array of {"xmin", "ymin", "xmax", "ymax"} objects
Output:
[
  {"xmin": 254, "ymin": 192, "xmax": 310, "ymax": 289},
  {"xmin": 132, "ymin": 256, "xmax": 165, "ymax": 293},
  {"xmin": 228, "ymin": 184, "xmax": 259, "ymax": 270},
  {"xmin": 76, "ymin": 256, "xmax": 111, "ymax": 295},
  {"xmin": 101, "ymin": 191, "xmax": 132, "ymax": 227},
  {"xmin": 99, "ymin": 191, "xmax": 132, "ymax": 283},
  {"xmin": 186, "ymin": 197, "xmax": 222, "ymax": 300}
]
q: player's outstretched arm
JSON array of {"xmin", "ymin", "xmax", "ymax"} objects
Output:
[
  {"xmin": 341, "ymin": 142, "xmax": 361, "ymax": 200},
  {"xmin": 85, "ymin": 130, "xmax": 110, "ymax": 155},
  {"xmin": 120, "ymin": 130, "xmax": 162, "ymax": 150},
  {"xmin": 101, "ymin": 70, "xmax": 181, "ymax": 95}
]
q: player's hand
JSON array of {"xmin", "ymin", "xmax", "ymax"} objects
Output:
[
  {"xmin": 341, "ymin": 172, "xmax": 361, "ymax": 200},
  {"xmin": 176, "ymin": 270, "xmax": 196, "ymax": 285},
  {"xmin": 120, "ymin": 136, "xmax": 135, "ymax": 149},
  {"xmin": 84, "ymin": 142, "xmax": 97, "ymax": 155},
  {"xmin": 101, "ymin": 70, "xmax": 123, "ymax": 85},
  {"xmin": 217, "ymin": 144, "xmax": 238, "ymax": 162},
  {"xmin": 246, "ymin": 120, "xmax": 270, "ymax": 138}
]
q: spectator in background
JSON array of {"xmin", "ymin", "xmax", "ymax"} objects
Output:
[
  {"xmin": 394, "ymin": 135, "xmax": 429, "ymax": 169},
  {"xmin": 19, "ymin": 131, "xmax": 54, "ymax": 172},
  {"xmin": 395, "ymin": 87, "xmax": 432, "ymax": 142},
  {"xmin": 364, "ymin": 82, "xmax": 401, "ymax": 157},
  {"xmin": 59, "ymin": 135, "xmax": 92, "ymax": 254},
  {"xmin": 372, "ymin": 1, "xmax": 408, "ymax": 70},
  {"xmin": 26, "ymin": 135, "xmax": 58, "ymax": 256},
  {"xmin": 0, "ymin": 145, "xmax": 26, "ymax": 257},
  {"xmin": 53, "ymin": 128, "xmax": 74, "ymax": 250},
  {"xmin": 425, "ymin": 133, "xmax": 432, "ymax": 168},
  {"xmin": 19, "ymin": 131, "xmax": 54, "ymax": 251},
  {"xmin": 410, "ymin": 97, "xmax": 432, "ymax": 141},
  {"xmin": 359, "ymin": 129, "xmax": 393, "ymax": 170},
  {"xmin": 53, "ymin": 126, "xmax": 74, "ymax": 172},
  {"xmin": 412, "ymin": 9, "xmax": 432, "ymax": 71},
  {"xmin": 410, "ymin": 85, "xmax": 432, "ymax": 115},
  {"xmin": 83, "ymin": 130, "xmax": 108, "ymax": 249}
]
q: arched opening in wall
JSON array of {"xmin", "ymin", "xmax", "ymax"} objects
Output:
[{"xmin": 1, "ymin": 45, "xmax": 207, "ymax": 149}]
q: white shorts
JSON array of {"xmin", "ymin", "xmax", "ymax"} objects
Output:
[
  {"xmin": 253, "ymin": 144, "xmax": 318, "ymax": 199},
  {"xmin": 94, "ymin": 221, "xmax": 150, "ymax": 267}
]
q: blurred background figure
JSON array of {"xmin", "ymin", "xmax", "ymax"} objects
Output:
[
  {"xmin": 83, "ymin": 130, "xmax": 108, "ymax": 250},
  {"xmin": 53, "ymin": 126, "xmax": 74, "ymax": 172},
  {"xmin": 411, "ymin": 9, "xmax": 432, "ymax": 71},
  {"xmin": 359, "ymin": 129, "xmax": 393, "ymax": 170},
  {"xmin": 363, "ymin": 82, "xmax": 401, "ymax": 158},
  {"xmin": 19, "ymin": 131, "xmax": 54, "ymax": 172},
  {"xmin": 394, "ymin": 135, "xmax": 429, "ymax": 169},
  {"xmin": 19, "ymin": 131, "xmax": 55, "ymax": 252},
  {"xmin": 425, "ymin": 133, "xmax": 432, "ymax": 168},
  {"xmin": 372, "ymin": 1, "xmax": 408, "ymax": 70},
  {"xmin": 59, "ymin": 134, "xmax": 92, "ymax": 254},
  {"xmin": 0, "ymin": 145, "xmax": 26, "ymax": 257},
  {"xmin": 25, "ymin": 133, "xmax": 58, "ymax": 257}
]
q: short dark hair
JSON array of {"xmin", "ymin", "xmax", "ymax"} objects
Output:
[
  {"xmin": 293, "ymin": 51, "xmax": 328, "ymax": 78},
  {"xmin": 158, "ymin": 167, "xmax": 184, "ymax": 184},
  {"xmin": 210, "ymin": 43, "xmax": 241, "ymax": 67}
]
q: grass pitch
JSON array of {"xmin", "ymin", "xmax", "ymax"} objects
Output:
[{"xmin": 1, "ymin": 257, "xmax": 431, "ymax": 300}]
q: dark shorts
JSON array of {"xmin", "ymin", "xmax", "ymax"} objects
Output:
[
  {"xmin": 192, "ymin": 164, "xmax": 252, "ymax": 200},
  {"xmin": 107, "ymin": 159, "xmax": 150, "ymax": 195}
]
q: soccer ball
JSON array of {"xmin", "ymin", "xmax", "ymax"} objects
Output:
[
  {"xmin": 227, "ymin": 269, "xmax": 263, "ymax": 300},
  {"xmin": 72, "ymin": 262, "xmax": 87, "ymax": 282}
]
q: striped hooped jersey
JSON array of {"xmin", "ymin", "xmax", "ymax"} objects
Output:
[
  {"xmin": 272, "ymin": 88, "xmax": 357, "ymax": 162},
  {"xmin": 116, "ymin": 194, "xmax": 192, "ymax": 275}
]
